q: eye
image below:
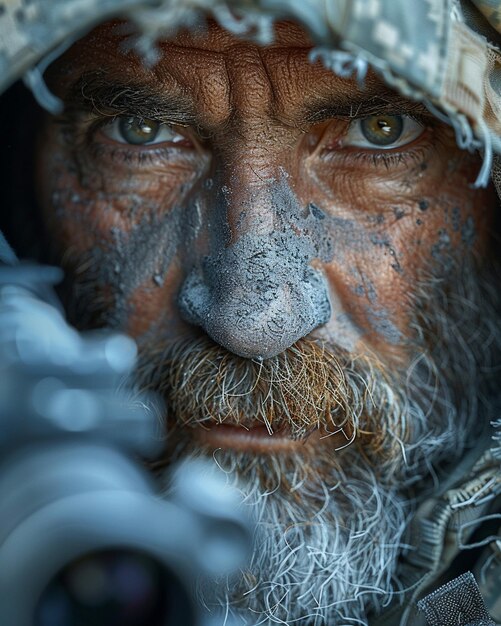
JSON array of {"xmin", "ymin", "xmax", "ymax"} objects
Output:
[
  {"xmin": 101, "ymin": 116, "xmax": 186, "ymax": 146},
  {"xmin": 343, "ymin": 114, "xmax": 424, "ymax": 150}
]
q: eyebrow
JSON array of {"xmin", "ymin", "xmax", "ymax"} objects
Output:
[
  {"xmin": 63, "ymin": 70, "xmax": 433, "ymax": 130},
  {"xmin": 64, "ymin": 71, "xmax": 197, "ymax": 126},
  {"xmin": 303, "ymin": 91, "xmax": 433, "ymax": 123}
]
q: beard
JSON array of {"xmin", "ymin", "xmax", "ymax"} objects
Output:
[{"xmin": 127, "ymin": 256, "xmax": 501, "ymax": 625}]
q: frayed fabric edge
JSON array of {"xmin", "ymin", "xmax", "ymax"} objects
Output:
[
  {"xmin": 311, "ymin": 42, "xmax": 497, "ymax": 189},
  {"xmin": 17, "ymin": 0, "xmax": 501, "ymax": 190},
  {"xmin": 309, "ymin": 48, "xmax": 369, "ymax": 88},
  {"xmin": 425, "ymin": 105, "xmax": 493, "ymax": 189},
  {"xmin": 22, "ymin": 35, "xmax": 80, "ymax": 115}
]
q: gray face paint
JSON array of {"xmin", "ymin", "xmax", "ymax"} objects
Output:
[
  {"xmin": 61, "ymin": 196, "xmax": 199, "ymax": 331},
  {"xmin": 78, "ymin": 206, "xmax": 182, "ymax": 328},
  {"xmin": 178, "ymin": 178, "xmax": 332, "ymax": 359}
]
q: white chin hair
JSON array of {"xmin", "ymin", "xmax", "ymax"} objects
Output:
[{"xmin": 185, "ymin": 447, "xmax": 410, "ymax": 626}]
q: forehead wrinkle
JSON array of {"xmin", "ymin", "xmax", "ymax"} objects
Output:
[
  {"xmin": 259, "ymin": 51, "xmax": 387, "ymax": 127},
  {"xmin": 58, "ymin": 44, "xmax": 433, "ymax": 138},
  {"xmin": 155, "ymin": 45, "xmax": 233, "ymax": 129},
  {"xmin": 287, "ymin": 65, "xmax": 433, "ymax": 125}
]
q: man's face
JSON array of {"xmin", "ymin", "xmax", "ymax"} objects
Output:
[{"xmin": 36, "ymin": 18, "xmax": 499, "ymax": 624}]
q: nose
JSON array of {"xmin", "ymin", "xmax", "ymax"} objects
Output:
[{"xmin": 178, "ymin": 176, "xmax": 331, "ymax": 359}]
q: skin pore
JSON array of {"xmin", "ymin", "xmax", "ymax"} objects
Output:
[
  {"xmin": 37, "ymin": 20, "xmax": 495, "ymax": 357},
  {"xmin": 33, "ymin": 18, "xmax": 501, "ymax": 625}
]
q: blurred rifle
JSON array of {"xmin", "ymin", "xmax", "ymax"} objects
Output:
[{"xmin": 0, "ymin": 255, "xmax": 250, "ymax": 626}]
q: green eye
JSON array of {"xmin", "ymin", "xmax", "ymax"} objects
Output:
[
  {"xmin": 102, "ymin": 116, "xmax": 187, "ymax": 146},
  {"xmin": 119, "ymin": 116, "xmax": 161, "ymax": 145},
  {"xmin": 360, "ymin": 115, "xmax": 404, "ymax": 146},
  {"xmin": 343, "ymin": 114, "xmax": 424, "ymax": 150}
]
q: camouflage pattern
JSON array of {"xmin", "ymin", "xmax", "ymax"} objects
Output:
[
  {"xmin": 0, "ymin": 0, "xmax": 143, "ymax": 96},
  {"xmin": 0, "ymin": 0, "xmax": 458, "ymax": 100},
  {"xmin": 473, "ymin": 0, "xmax": 501, "ymax": 33},
  {"xmin": 322, "ymin": 0, "xmax": 452, "ymax": 100}
]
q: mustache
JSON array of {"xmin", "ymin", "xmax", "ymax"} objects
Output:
[
  {"xmin": 134, "ymin": 335, "xmax": 412, "ymax": 463},
  {"xmin": 130, "ymin": 254, "xmax": 501, "ymax": 478}
]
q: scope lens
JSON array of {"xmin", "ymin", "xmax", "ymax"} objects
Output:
[{"xmin": 34, "ymin": 549, "xmax": 191, "ymax": 626}]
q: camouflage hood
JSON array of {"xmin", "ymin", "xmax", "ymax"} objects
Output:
[{"xmin": 1, "ymin": 0, "xmax": 501, "ymax": 190}]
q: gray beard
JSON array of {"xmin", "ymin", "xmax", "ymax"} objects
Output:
[
  {"xmin": 140, "ymin": 255, "xmax": 501, "ymax": 626},
  {"xmin": 173, "ymin": 448, "xmax": 410, "ymax": 626}
]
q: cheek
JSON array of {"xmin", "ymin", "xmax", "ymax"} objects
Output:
[
  {"xmin": 35, "ymin": 129, "xmax": 203, "ymax": 335},
  {"xmin": 300, "ymin": 146, "xmax": 496, "ymax": 354},
  {"xmin": 36, "ymin": 125, "xmax": 203, "ymax": 232}
]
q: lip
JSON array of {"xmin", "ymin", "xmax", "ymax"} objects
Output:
[{"xmin": 194, "ymin": 423, "xmax": 352, "ymax": 453}]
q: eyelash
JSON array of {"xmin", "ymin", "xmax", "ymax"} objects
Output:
[
  {"xmin": 89, "ymin": 139, "xmax": 176, "ymax": 166},
  {"xmin": 322, "ymin": 142, "xmax": 431, "ymax": 170},
  {"xmin": 62, "ymin": 116, "xmax": 189, "ymax": 167},
  {"xmin": 64, "ymin": 111, "xmax": 436, "ymax": 170},
  {"xmin": 326, "ymin": 143, "xmax": 430, "ymax": 170},
  {"xmin": 322, "ymin": 114, "xmax": 433, "ymax": 169}
]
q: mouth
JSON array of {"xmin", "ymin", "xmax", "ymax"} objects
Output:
[
  {"xmin": 193, "ymin": 423, "xmax": 354, "ymax": 453},
  {"xmin": 140, "ymin": 335, "xmax": 363, "ymax": 458}
]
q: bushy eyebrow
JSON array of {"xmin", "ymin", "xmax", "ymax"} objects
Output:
[
  {"xmin": 63, "ymin": 71, "xmax": 197, "ymax": 126},
  {"xmin": 63, "ymin": 70, "xmax": 433, "ymax": 131},
  {"xmin": 303, "ymin": 93, "xmax": 433, "ymax": 123}
]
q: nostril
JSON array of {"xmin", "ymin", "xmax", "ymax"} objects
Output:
[{"xmin": 178, "ymin": 269, "xmax": 210, "ymax": 327}]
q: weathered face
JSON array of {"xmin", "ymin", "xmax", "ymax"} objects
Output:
[
  {"xmin": 37, "ymin": 18, "xmax": 495, "ymax": 444},
  {"xmin": 35, "ymin": 17, "xmax": 500, "ymax": 624},
  {"xmin": 38, "ymin": 20, "xmax": 494, "ymax": 349}
]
